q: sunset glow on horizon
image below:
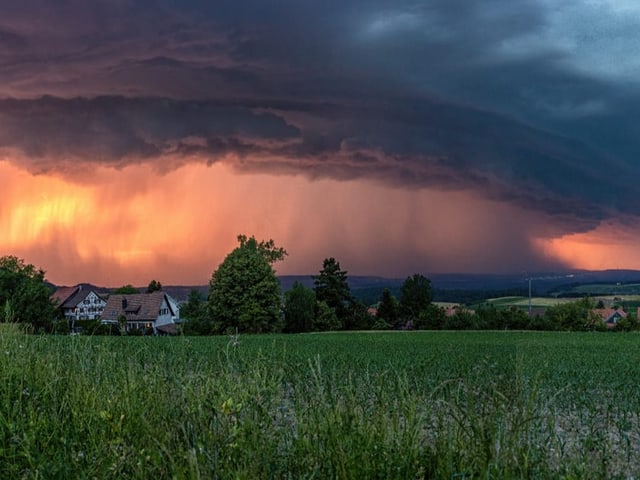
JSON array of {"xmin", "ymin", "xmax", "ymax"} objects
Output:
[{"xmin": 536, "ymin": 222, "xmax": 640, "ymax": 272}]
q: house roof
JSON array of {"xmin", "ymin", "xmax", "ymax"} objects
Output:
[
  {"xmin": 62, "ymin": 288, "xmax": 105, "ymax": 309},
  {"xmin": 102, "ymin": 292, "xmax": 177, "ymax": 322},
  {"xmin": 52, "ymin": 285, "xmax": 107, "ymax": 309},
  {"xmin": 51, "ymin": 286, "xmax": 80, "ymax": 307},
  {"xmin": 592, "ymin": 308, "xmax": 627, "ymax": 322}
]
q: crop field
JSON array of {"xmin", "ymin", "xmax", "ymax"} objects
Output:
[
  {"xmin": 484, "ymin": 296, "xmax": 574, "ymax": 308},
  {"xmin": 566, "ymin": 284, "xmax": 640, "ymax": 296},
  {"xmin": 2, "ymin": 326, "xmax": 640, "ymax": 479},
  {"xmin": 482, "ymin": 295, "xmax": 640, "ymax": 314}
]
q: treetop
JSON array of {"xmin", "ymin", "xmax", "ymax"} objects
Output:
[{"xmin": 236, "ymin": 234, "xmax": 287, "ymax": 264}]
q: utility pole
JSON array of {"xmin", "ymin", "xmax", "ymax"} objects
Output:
[{"xmin": 528, "ymin": 277, "xmax": 532, "ymax": 317}]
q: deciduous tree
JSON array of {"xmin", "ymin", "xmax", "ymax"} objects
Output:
[
  {"xmin": 415, "ymin": 304, "xmax": 446, "ymax": 330},
  {"xmin": 207, "ymin": 235, "xmax": 287, "ymax": 334},
  {"xmin": 399, "ymin": 274, "xmax": 433, "ymax": 320},
  {"xmin": 0, "ymin": 255, "xmax": 55, "ymax": 331},
  {"xmin": 146, "ymin": 280, "xmax": 162, "ymax": 293},
  {"xmin": 376, "ymin": 288, "xmax": 399, "ymax": 328},
  {"xmin": 284, "ymin": 281, "xmax": 316, "ymax": 333},
  {"xmin": 113, "ymin": 284, "xmax": 140, "ymax": 294},
  {"xmin": 543, "ymin": 297, "xmax": 600, "ymax": 331},
  {"xmin": 181, "ymin": 289, "xmax": 208, "ymax": 335},
  {"xmin": 314, "ymin": 300, "xmax": 342, "ymax": 331}
]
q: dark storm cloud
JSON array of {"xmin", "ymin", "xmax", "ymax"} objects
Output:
[
  {"xmin": 0, "ymin": 96, "xmax": 299, "ymax": 171},
  {"xmin": 0, "ymin": 94, "xmax": 625, "ymax": 235},
  {"xmin": 2, "ymin": 0, "xmax": 640, "ymax": 230}
]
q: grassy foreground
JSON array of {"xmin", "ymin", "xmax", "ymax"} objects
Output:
[{"xmin": 2, "ymin": 326, "xmax": 640, "ymax": 479}]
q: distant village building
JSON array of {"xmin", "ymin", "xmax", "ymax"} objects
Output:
[
  {"xmin": 101, "ymin": 291, "xmax": 180, "ymax": 334},
  {"xmin": 51, "ymin": 285, "xmax": 107, "ymax": 324},
  {"xmin": 592, "ymin": 308, "xmax": 627, "ymax": 329},
  {"xmin": 444, "ymin": 306, "xmax": 474, "ymax": 317}
]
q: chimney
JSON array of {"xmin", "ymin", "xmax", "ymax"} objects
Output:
[{"xmin": 122, "ymin": 298, "xmax": 128, "ymax": 309}]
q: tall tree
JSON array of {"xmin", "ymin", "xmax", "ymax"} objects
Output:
[
  {"xmin": 181, "ymin": 289, "xmax": 208, "ymax": 335},
  {"xmin": 284, "ymin": 281, "xmax": 316, "ymax": 333},
  {"xmin": 376, "ymin": 288, "xmax": 399, "ymax": 328},
  {"xmin": 208, "ymin": 235, "xmax": 287, "ymax": 334},
  {"xmin": 399, "ymin": 273, "xmax": 433, "ymax": 320},
  {"xmin": 415, "ymin": 304, "xmax": 447, "ymax": 330},
  {"xmin": 146, "ymin": 280, "xmax": 163, "ymax": 293},
  {"xmin": 235, "ymin": 234, "xmax": 287, "ymax": 264},
  {"xmin": 313, "ymin": 258, "xmax": 354, "ymax": 328},
  {"xmin": 0, "ymin": 256, "xmax": 55, "ymax": 331},
  {"xmin": 314, "ymin": 300, "xmax": 342, "ymax": 332}
]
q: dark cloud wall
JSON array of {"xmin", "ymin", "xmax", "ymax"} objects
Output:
[
  {"xmin": 2, "ymin": 0, "xmax": 640, "ymax": 234},
  {"xmin": 0, "ymin": 94, "xmax": 630, "ymax": 236}
]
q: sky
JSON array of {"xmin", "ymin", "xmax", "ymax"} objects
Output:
[{"xmin": 2, "ymin": 0, "xmax": 640, "ymax": 286}]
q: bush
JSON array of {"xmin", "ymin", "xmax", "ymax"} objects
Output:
[
  {"xmin": 73, "ymin": 319, "xmax": 101, "ymax": 334},
  {"xmin": 92, "ymin": 323, "xmax": 121, "ymax": 336},
  {"xmin": 50, "ymin": 320, "xmax": 71, "ymax": 335},
  {"xmin": 414, "ymin": 304, "xmax": 446, "ymax": 330}
]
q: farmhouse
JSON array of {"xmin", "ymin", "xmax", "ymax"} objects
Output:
[
  {"xmin": 52, "ymin": 285, "xmax": 107, "ymax": 323},
  {"xmin": 592, "ymin": 308, "xmax": 627, "ymax": 329},
  {"xmin": 101, "ymin": 291, "xmax": 180, "ymax": 334}
]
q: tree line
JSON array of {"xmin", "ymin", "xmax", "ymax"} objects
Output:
[
  {"xmin": 182, "ymin": 235, "xmax": 640, "ymax": 334},
  {"xmin": 177, "ymin": 234, "xmax": 435, "ymax": 334},
  {"xmin": 2, "ymin": 235, "xmax": 638, "ymax": 334}
]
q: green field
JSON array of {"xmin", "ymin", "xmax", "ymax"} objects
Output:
[
  {"xmin": 2, "ymin": 326, "xmax": 640, "ymax": 478},
  {"xmin": 484, "ymin": 296, "xmax": 574, "ymax": 308},
  {"xmin": 562, "ymin": 283, "xmax": 640, "ymax": 296},
  {"xmin": 482, "ymin": 295, "xmax": 640, "ymax": 314}
]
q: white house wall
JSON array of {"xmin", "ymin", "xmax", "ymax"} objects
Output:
[
  {"xmin": 68, "ymin": 290, "xmax": 106, "ymax": 321},
  {"xmin": 154, "ymin": 297, "xmax": 174, "ymax": 327},
  {"xmin": 167, "ymin": 295, "xmax": 180, "ymax": 322}
]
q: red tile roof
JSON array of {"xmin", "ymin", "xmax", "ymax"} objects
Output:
[
  {"xmin": 592, "ymin": 308, "xmax": 627, "ymax": 322},
  {"xmin": 102, "ymin": 292, "xmax": 175, "ymax": 322},
  {"xmin": 52, "ymin": 285, "xmax": 106, "ymax": 309},
  {"xmin": 65, "ymin": 288, "xmax": 105, "ymax": 308},
  {"xmin": 51, "ymin": 286, "xmax": 79, "ymax": 307}
]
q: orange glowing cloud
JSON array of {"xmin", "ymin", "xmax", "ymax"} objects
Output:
[
  {"xmin": 1, "ymin": 165, "xmax": 93, "ymax": 247},
  {"xmin": 535, "ymin": 221, "xmax": 640, "ymax": 271},
  {"xmin": 1, "ymin": 157, "xmax": 571, "ymax": 287}
]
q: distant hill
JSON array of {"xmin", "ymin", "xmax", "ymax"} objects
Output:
[
  {"xmin": 279, "ymin": 271, "xmax": 640, "ymax": 305},
  {"xmin": 50, "ymin": 270, "xmax": 640, "ymax": 304},
  {"xmin": 430, "ymin": 270, "xmax": 640, "ymax": 294},
  {"xmin": 162, "ymin": 285, "xmax": 209, "ymax": 302},
  {"xmin": 277, "ymin": 275, "xmax": 402, "ymax": 291}
]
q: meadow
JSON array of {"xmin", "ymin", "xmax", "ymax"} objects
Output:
[
  {"xmin": 483, "ymin": 296, "xmax": 573, "ymax": 308},
  {"xmin": 2, "ymin": 326, "xmax": 640, "ymax": 479},
  {"xmin": 480, "ymin": 294, "xmax": 640, "ymax": 317}
]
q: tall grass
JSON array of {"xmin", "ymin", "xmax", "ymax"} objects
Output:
[{"xmin": 1, "ymin": 331, "xmax": 640, "ymax": 478}]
